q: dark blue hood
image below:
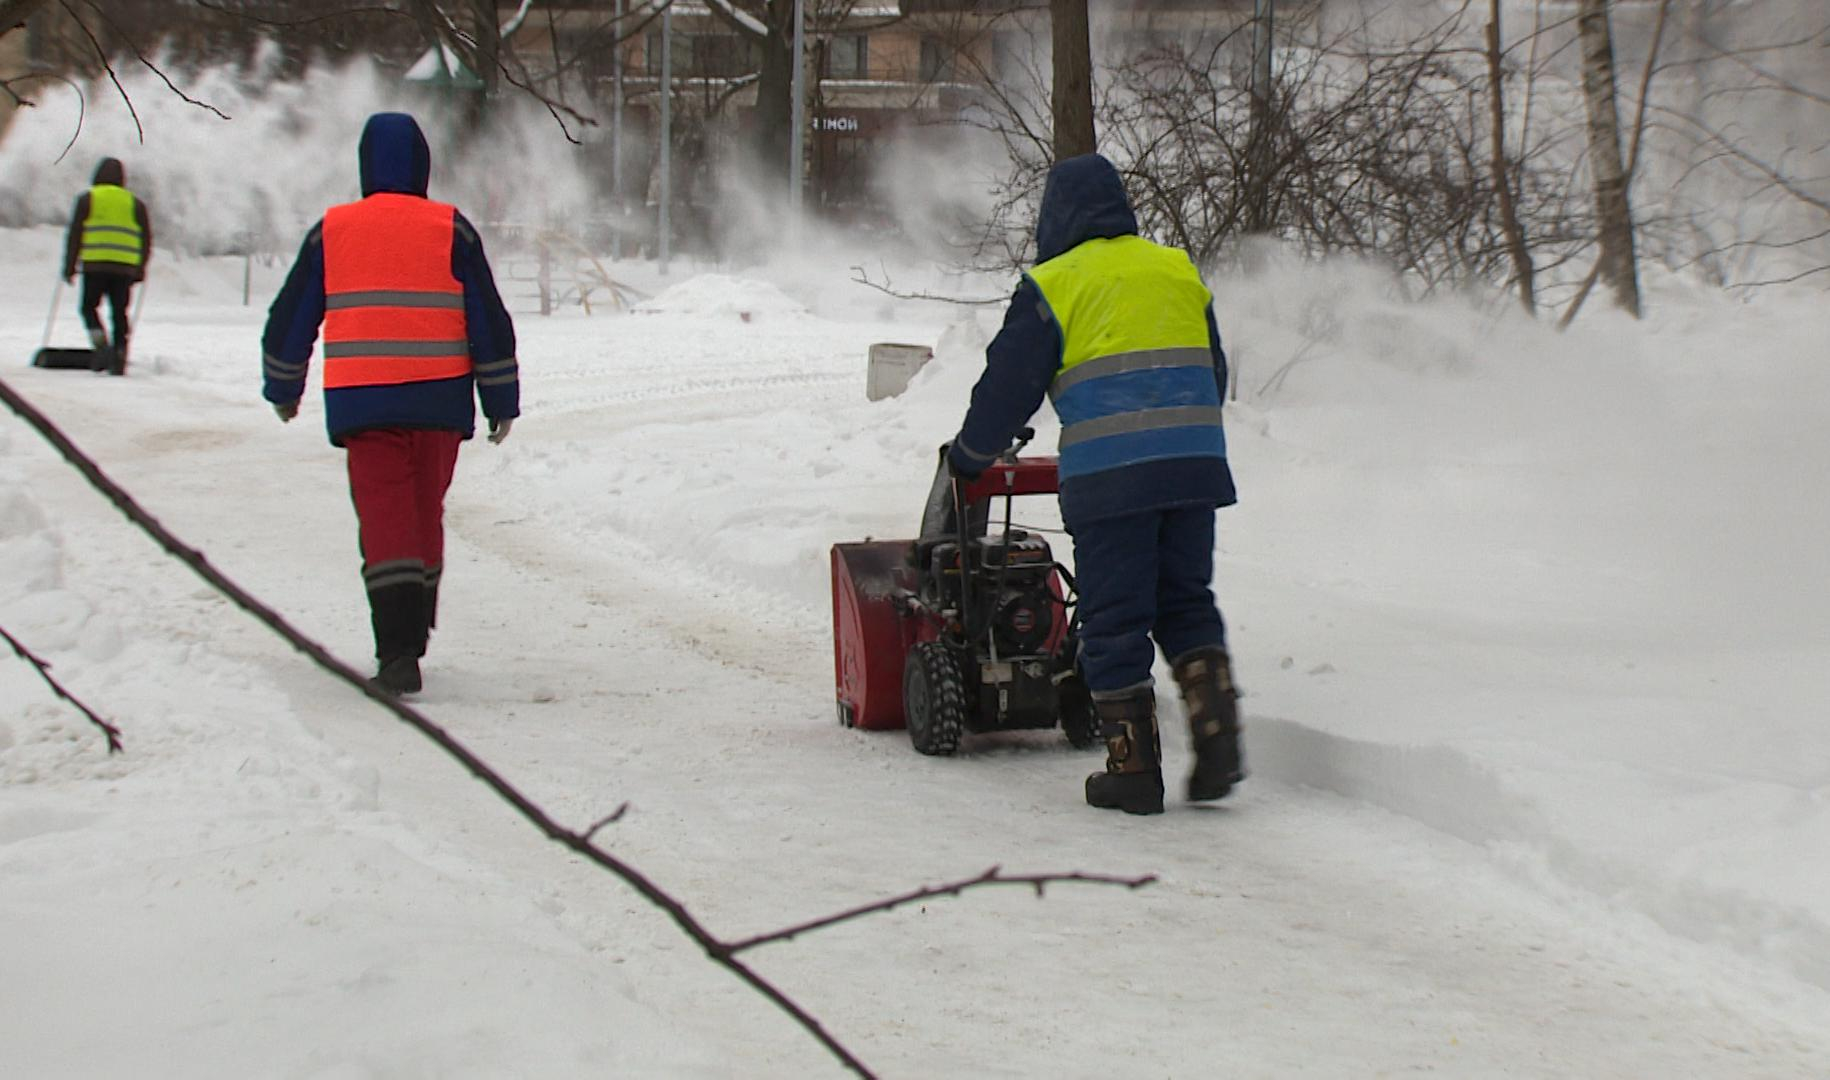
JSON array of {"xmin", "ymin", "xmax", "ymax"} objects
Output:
[
  {"xmin": 1034, "ymin": 153, "xmax": 1138, "ymax": 263},
  {"xmin": 358, "ymin": 112, "xmax": 431, "ymax": 197}
]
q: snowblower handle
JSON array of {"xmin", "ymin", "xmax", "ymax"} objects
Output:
[{"xmin": 1001, "ymin": 426, "xmax": 1036, "ymax": 462}]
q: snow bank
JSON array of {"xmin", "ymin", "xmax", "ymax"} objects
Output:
[{"xmin": 632, "ymin": 273, "xmax": 811, "ymax": 321}]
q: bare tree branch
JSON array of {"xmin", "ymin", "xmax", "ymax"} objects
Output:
[
  {"xmin": 0, "ymin": 623, "xmax": 124, "ymax": 753},
  {"xmin": 0, "ymin": 372, "xmax": 1155, "ymax": 1080},
  {"xmin": 850, "ymin": 264, "xmax": 1005, "ymax": 305},
  {"xmin": 56, "ymin": 0, "xmax": 142, "ymax": 140},
  {"xmin": 78, "ymin": 0, "xmax": 230, "ymax": 119},
  {"xmin": 0, "ymin": 70, "xmax": 86, "ymax": 160},
  {"xmin": 723, "ymin": 866, "xmax": 1156, "ymax": 954}
]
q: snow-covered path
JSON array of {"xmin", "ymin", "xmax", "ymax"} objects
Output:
[{"xmin": 4, "ymin": 234, "xmax": 1829, "ymax": 1077}]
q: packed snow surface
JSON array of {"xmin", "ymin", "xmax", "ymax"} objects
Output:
[{"xmin": 3, "ymin": 221, "xmax": 1829, "ymax": 1078}]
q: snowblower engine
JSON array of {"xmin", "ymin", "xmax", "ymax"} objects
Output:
[{"xmin": 828, "ymin": 429, "xmax": 1099, "ymax": 756}]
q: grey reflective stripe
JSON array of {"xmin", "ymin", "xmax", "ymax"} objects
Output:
[
  {"xmin": 1050, "ymin": 346, "xmax": 1212, "ymax": 400},
  {"xmin": 477, "ymin": 374, "xmax": 517, "ymax": 387},
  {"xmin": 323, "ymin": 339, "xmax": 469, "ymax": 358},
  {"xmin": 84, "ymin": 224, "xmax": 142, "ymax": 237},
  {"xmin": 364, "ymin": 559, "xmax": 426, "ymax": 592},
  {"xmin": 953, "ymin": 437, "xmax": 1000, "ymax": 466},
  {"xmin": 81, "ymin": 242, "xmax": 142, "ymax": 255},
  {"xmin": 264, "ymin": 353, "xmax": 307, "ymax": 379},
  {"xmin": 325, "ymin": 290, "xmax": 465, "ymax": 310},
  {"xmin": 1058, "ymin": 406, "xmax": 1225, "ymax": 449},
  {"xmin": 473, "ymin": 357, "xmax": 516, "ymax": 374}
]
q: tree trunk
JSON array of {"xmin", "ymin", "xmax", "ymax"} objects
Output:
[
  {"xmin": 1485, "ymin": 2, "xmax": 1535, "ymax": 315},
  {"xmin": 749, "ymin": 1, "xmax": 794, "ymax": 190},
  {"xmin": 1576, "ymin": 0, "xmax": 1640, "ymax": 317},
  {"xmin": 1049, "ymin": 0, "xmax": 1095, "ymax": 160}
]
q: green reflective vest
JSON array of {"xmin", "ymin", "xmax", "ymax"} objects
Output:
[{"xmin": 80, "ymin": 184, "xmax": 144, "ymax": 268}]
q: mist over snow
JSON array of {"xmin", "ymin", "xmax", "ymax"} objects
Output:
[
  {"xmin": 3, "ymin": 29, "xmax": 1830, "ymax": 1080},
  {"xmin": 0, "ymin": 51, "xmax": 595, "ymax": 253}
]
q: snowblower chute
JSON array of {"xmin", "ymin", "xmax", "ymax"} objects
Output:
[{"xmin": 829, "ymin": 430, "xmax": 1099, "ymax": 755}]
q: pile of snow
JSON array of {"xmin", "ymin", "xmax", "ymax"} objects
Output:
[{"xmin": 631, "ymin": 273, "xmax": 810, "ymax": 321}]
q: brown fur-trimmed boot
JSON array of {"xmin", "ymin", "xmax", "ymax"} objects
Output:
[
  {"xmin": 1084, "ymin": 689, "xmax": 1165, "ymax": 815},
  {"xmin": 1173, "ymin": 645, "xmax": 1245, "ymax": 801}
]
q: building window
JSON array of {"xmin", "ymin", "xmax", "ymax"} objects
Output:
[
  {"xmin": 919, "ymin": 37, "xmax": 956, "ymax": 82},
  {"xmin": 645, "ymin": 31, "xmax": 756, "ymax": 78},
  {"xmin": 824, "ymin": 34, "xmax": 868, "ymax": 79}
]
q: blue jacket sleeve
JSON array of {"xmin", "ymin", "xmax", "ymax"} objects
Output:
[
  {"xmin": 260, "ymin": 222, "xmax": 325, "ymax": 405},
  {"xmin": 452, "ymin": 211, "xmax": 519, "ymax": 423},
  {"xmin": 1206, "ymin": 303, "xmax": 1229, "ymax": 401},
  {"xmin": 948, "ymin": 277, "xmax": 1062, "ymax": 477}
]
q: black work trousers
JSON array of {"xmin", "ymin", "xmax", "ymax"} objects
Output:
[{"xmin": 79, "ymin": 272, "xmax": 133, "ymax": 351}]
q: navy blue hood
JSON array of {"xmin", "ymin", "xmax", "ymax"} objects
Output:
[
  {"xmin": 93, "ymin": 157, "xmax": 125, "ymax": 185},
  {"xmin": 358, "ymin": 112, "xmax": 431, "ymax": 197},
  {"xmin": 1034, "ymin": 153, "xmax": 1138, "ymax": 263}
]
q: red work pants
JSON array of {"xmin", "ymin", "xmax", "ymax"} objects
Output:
[{"xmin": 344, "ymin": 428, "xmax": 463, "ymax": 581}]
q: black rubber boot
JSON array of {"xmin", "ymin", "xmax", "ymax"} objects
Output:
[
  {"xmin": 1084, "ymin": 689, "xmax": 1165, "ymax": 815},
  {"xmin": 372, "ymin": 655, "xmax": 422, "ymax": 696},
  {"xmin": 367, "ymin": 581, "xmax": 428, "ymax": 696},
  {"xmin": 424, "ymin": 568, "xmax": 441, "ymax": 632},
  {"xmin": 86, "ymin": 326, "xmax": 112, "ymax": 373},
  {"xmin": 109, "ymin": 333, "xmax": 128, "ymax": 376},
  {"xmin": 1173, "ymin": 645, "xmax": 1245, "ymax": 801}
]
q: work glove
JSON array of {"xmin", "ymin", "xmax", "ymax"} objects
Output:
[
  {"xmin": 273, "ymin": 400, "xmax": 299, "ymax": 423},
  {"xmin": 63, "ymin": 271, "xmax": 75, "ymax": 285},
  {"xmin": 487, "ymin": 417, "xmax": 514, "ymax": 445}
]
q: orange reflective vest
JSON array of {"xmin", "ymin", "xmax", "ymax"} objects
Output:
[{"xmin": 321, "ymin": 193, "xmax": 471, "ymax": 390}]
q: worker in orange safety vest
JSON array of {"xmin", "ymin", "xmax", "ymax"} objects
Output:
[{"xmin": 261, "ymin": 112, "xmax": 520, "ymax": 696}]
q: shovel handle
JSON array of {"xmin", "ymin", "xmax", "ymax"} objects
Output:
[{"xmin": 41, "ymin": 275, "xmax": 64, "ymax": 351}]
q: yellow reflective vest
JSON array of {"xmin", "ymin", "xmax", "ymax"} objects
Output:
[
  {"xmin": 1030, "ymin": 235, "xmax": 1227, "ymax": 483},
  {"xmin": 79, "ymin": 184, "xmax": 145, "ymax": 268}
]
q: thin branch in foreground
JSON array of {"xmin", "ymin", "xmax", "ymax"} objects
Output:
[
  {"xmin": 0, "ymin": 374, "xmax": 1155, "ymax": 1080},
  {"xmin": 0, "ymin": 623, "xmax": 124, "ymax": 753},
  {"xmin": 0, "ymin": 70, "xmax": 85, "ymax": 161},
  {"xmin": 722, "ymin": 866, "xmax": 1157, "ymax": 954},
  {"xmin": 57, "ymin": 0, "xmax": 141, "ymax": 141},
  {"xmin": 79, "ymin": 0, "xmax": 230, "ymax": 120}
]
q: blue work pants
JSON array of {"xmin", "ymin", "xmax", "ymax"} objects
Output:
[{"xmin": 1070, "ymin": 506, "xmax": 1227, "ymax": 694}]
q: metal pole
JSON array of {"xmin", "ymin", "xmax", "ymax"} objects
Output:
[
  {"xmin": 790, "ymin": 0, "xmax": 805, "ymax": 239},
  {"xmin": 611, "ymin": 0, "xmax": 624, "ymax": 261},
  {"xmin": 659, "ymin": 2, "xmax": 672, "ymax": 275}
]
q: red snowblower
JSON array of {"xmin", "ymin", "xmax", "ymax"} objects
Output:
[{"xmin": 830, "ymin": 429, "xmax": 1099, "ymax": 755}]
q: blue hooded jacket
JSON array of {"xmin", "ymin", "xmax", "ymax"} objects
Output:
[
  {"xmin": 949, "ymin": 154, "xmax": 1236, "ymax": 529},
  {"xmin": 261, "ymin": 112, "xmax": 519, "ymax": 445}
]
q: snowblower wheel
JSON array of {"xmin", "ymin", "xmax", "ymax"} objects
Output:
[
  {"xmin": 904, "ymin": 641, "xmax": 967, "ymax": 756},
  {"xmin": 1057, "ymin": 672, "xmax": 1101, "ymax": 750}
]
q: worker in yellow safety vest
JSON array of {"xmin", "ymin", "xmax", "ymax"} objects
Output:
[{"xmin": 61, "ymin": 157, "xmax": 153, "ymax": 376}]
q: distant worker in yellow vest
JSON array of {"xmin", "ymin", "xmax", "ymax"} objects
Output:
[{"xmin": 61, "ymin": 157, "xmax": 152, "ymax": 376}]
